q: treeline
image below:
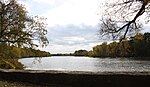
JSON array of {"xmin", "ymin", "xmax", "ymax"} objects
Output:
[
  {"xmin": 74, "ymin": 50, "xmax": 88, "ymax": 56},
  {"xmin": 0, "ymin": 43, "xmax": 50, "ymax": 69},
  {"xmin": 51, "ymin": 50, "xmax": 89, "ymax": 56},
  {"xmin": 74, "ymin": 33, "xmax": 150, "ymax": 58},
  {"xmin": 51, "ymin": 53, "xmax": 73, "ymax": 56},
  {"xmin": 0, "ymin": 43, "xmax": 50, "ymax": 59}
]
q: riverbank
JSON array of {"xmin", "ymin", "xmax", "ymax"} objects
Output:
[
  {"xmin": 0, "ymin": 80, "xmax": 41, "ymax": 87},
  {"xmin": 0, "ymin": 69, "xmax": 150, "ymax": 87},
  {"xmin": 0, "ymin": 79, "xmax": 65, "ymax": 87}
]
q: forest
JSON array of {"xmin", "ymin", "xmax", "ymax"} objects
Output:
[
  {"xmin": 0, "ymin": 43, "xmax": 50, "ymax": 69},
  {"xmin": 74, "ymin": 32, "xmax": 150, "ymax": 58}
]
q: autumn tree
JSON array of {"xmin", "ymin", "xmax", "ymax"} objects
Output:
[
  {"xmin": 92, "ymin": 43, "xmax": 108, "ymax": 57},
  {"xmin": 0, "ymin": 0, "xmax": 49, "ymax": 69},
  {"xmin": 108, "ymin": 42, "xmax": 119, "ymax": 57},
  {"xmin": 0, "ymin": 0, "xmax": 48, "ymax": 48},
  {"xmin": 74, "ymin": 50, "xmax": 88, "ymax": 56},
  {"xmin": 90, "ymin": 32, "xmax": 150, "ymax": 58},
  {"xmin": 100, "ymin": 0, "xmax": 150, "ymax": 40}
]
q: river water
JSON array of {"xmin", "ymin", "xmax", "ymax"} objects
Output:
[{"xmin": 19, "ymin": 56, "xmax": 150, "ymax": 72}]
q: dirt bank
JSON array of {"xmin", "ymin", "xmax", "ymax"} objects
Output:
[{"xmin": 0, "ymin": 69, "xmax": 150, "ymax": 87}]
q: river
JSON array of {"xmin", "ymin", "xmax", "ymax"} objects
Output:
[{"xmin": 19, "ymin": 56, "xmax": 150, "ymax": 72}]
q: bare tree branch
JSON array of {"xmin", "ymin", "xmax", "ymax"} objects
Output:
[{"xmin": 100, "ymin": 0, "xmax": 150, "ymax": 40}]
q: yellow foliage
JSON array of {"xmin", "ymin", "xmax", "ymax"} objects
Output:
[{"xmin": 0, "ymin": 59, "xmax": 16, "ymax": 69}]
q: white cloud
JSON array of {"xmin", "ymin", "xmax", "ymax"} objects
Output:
[
  {"xmin": 20, "ymin": 0, "xmax": 105, "ymax": 53},
  {"xmin": 40, "ymin": 44, "xmax": 95, "ymax": 54},
  {"xmin": 63, "ymin": 37, "xmax": 85, "ymax": 42},
  {"xmin": 41, "ymin": 0, "xmax": 101, "ymax": 27},
  {"xmin": 32, "ymin": 0, "xmax": 53, "ymax": 3},
  {"xmin": 20, "ymin": 0, "xmax": 150, "ymax": 53},
  {"xmin": 32, "ymin": 0, "xmax": 67, "ymax": 5},
  {"xmin": 43, "ymin": 24, "xmax": 102, "ymax": 53}
]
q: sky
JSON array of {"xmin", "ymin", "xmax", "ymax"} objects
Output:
[
  {"xmin": 20, "ymin": 0, "xmax": 150, "ymax": 54},
  {"xmin": 19, "ymin": 0, "xmax": 104, "ymax": 54}
]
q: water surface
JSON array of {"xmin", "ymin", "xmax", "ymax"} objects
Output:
[{"xmin": 19, "ymin": 56, "xmax": 150, "ymax": 72}]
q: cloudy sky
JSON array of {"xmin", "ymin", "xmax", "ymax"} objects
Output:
[
  {"xmin": 20, "ymin": 0, "xmax": 149, "ymax": 54},
  {"xmin": 20, "ymin": 0, "xmax": 104, "ymax": 54}
]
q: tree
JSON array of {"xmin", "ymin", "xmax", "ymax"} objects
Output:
[
  {"xmin": 88, "ymin": 32, "xmax": 150, "ymax": 58},
  {"xmin": 144, "ymin": 32, "xmax": 150, "ymax": 56},
  {"xmin": 118, "ymin": 40, "xmax": 131, "ymax": 57},
  {"xmin": 99, "ymin": 42, "xmax": 108, "ymax": 57},
  {"xmin": 0, "ymin": 0, "xmax": 49, "ymax": 69},
  {"xmin": 93, "ymin": 45, "xmax": 102, "ymax": 57},
  {"xmin": 99, "ymin": 0, "xmax": 150, "ymax": 40},
  {"xmin": 92, "ymin": 42, "xmax": 108, "ymax": 57},
  {"xmin": 108, "ymin": 42, "xmax": 119, "ymax": 57},
  {"xmin": 130, "ymin": 33, "xmax": 147, "ymax": 57},
  {"xmin": 0, "ymin": 0, "xmax": 48, "ymax": 48},
  {"xmin": 74, "ymin": 50, "xmax": 88, "ymax": 56}
]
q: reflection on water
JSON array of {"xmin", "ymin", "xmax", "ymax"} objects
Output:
[
  {"xmin": 19, "ymin": 56, "xmax": 150, "ymax": 72},
  {"xmin": 32, "ymin": 57, "xmax": 42, "ymax": 64}
]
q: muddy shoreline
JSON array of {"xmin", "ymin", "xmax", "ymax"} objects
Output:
[{"xmin": 0, "ymin": 69, "xmax": 150, "ymax": 87}]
